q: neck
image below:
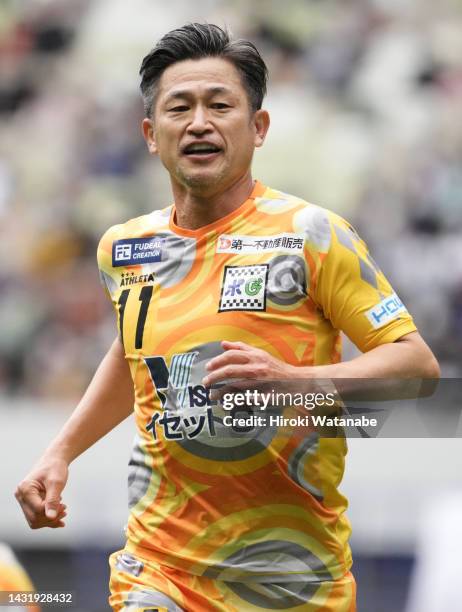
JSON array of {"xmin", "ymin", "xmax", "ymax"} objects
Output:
[{"xmin": 171, "ymin": 172, "xmax": 255, "ymax": 230}]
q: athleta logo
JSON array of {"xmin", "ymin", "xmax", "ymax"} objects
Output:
[
  {"xmin": 366, "ymin": 292, "xmax": 408, "ymax": 329},
  {"xmin": 120, "ymin": 272, "xmax": 156, "ymax": 287},
  {"xmin": 219, "ymin": 264, "xmax": 268, "ymax": 312}
]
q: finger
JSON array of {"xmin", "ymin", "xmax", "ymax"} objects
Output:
[
  {"xmin": 27, "ymin": 503, "xmax": 67, "ymax": 527},
  {"xmin": 44, "ymin": 478, "xmax": 64, "ymax": 520},
  {"xmin": 25, "ymin": 509, "xmax": 60, "ymax": 529},
  {"xmin": 203, "ymin": 365, "xmax": 241, "ymax": 386},
  {"xmin": 22, "ymin": 504, "xmax": 46, "ymax": 528},
  {"xmin": 203, "ymin": 364, "xmax": 262, "ymax": 386},
  {"xmin": 221, "ymin": 341, "xmax": 252, "ymax": 351},
  {"xmin": 31, "ymin": 510, "xmax": 66, "ymax": 529},
  {"xmin": 54, "ymin": 507, "xmax": 67, "ymax": 520},
  {"xmin": 21, "ymin": 489, "xmax": 45, "ymax": 515},
  {"xmin": 206, "ymin": 350, "xmax": 250, "ymax": 372},
  {"xmin": 16, "ymin": 482, "xmax": 45, "ymax": 516},
  {"xmin": 16, "ymin": 484, "xmax": 66, "ymax": 529}
]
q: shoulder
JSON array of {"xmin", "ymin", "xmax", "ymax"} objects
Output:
[
  {"xmin": 97, "ymin": 206, "xmax": 172, "ymax": 263},
  {"xmin": 98, "ymin": 206, "xmax": 172, "ymax": 248},
  {"xmin": 258, "ymin": 184, "xmax": 355, "ymax": 255},
  {"xmin": 97, "ymin": 206, "xmax": 172, "ymax": 274}
]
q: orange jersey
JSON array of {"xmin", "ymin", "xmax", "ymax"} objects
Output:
[
  {"xmin": 97, "ymin": 181, "xmax": 416, "ymax": 583},
  {"xmin": 0, "ymin": 544, "xmax": 39, "ymax": 612}
]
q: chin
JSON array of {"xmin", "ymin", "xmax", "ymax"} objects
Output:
[{"xmin": 181, "ymin": 171, "xmax": 225, "ymax": 191}]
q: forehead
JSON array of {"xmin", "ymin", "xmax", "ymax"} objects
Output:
[{"xmin": 157, "ymin": 57, "xmax": 246, "ymax": 101}]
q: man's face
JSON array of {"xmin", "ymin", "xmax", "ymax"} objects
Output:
[{"xmin": 142, "ymin": 57, "xmax": 269, "ymax": 194}]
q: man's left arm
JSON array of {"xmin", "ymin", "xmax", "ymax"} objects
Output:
[{"xmin": 309, "ymin": 331, "xmax": 440, "ymax": 379}]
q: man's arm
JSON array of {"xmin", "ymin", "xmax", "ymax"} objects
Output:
[
  {"xmin": 202, "ymin": 332, "xmax": 440, "ymax": 385},
  {"xmin": 300, "ymin": 331, "xmax": 441, "ymax": 379},
  {"xmin": 15, "ymin": 337, "xmax": 134, "ymax": 529}
]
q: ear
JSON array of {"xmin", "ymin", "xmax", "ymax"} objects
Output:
[
  {"xmin": 253, "ymin": 109, "xmax": 270, "ymax": 148},
  {"xmin": 142, "ymin": 118, "xmax": 158, "ymax": 154}
]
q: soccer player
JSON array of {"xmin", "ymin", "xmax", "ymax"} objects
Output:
[
  {"xmin": 16, "ymin": 23, "xmax": 439, "ymax": 611},
  {"xmin": 0, "ymin": 542, "xmax": 40, "ymax": 611}
]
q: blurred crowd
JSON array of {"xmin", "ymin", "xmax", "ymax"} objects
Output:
[{"xmin": 1, "ymin": 0, "xmax": 461, "ymax": 399}]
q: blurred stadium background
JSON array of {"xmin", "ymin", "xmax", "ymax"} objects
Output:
[{"xmin": 1, "ymin": 0, "xmax": 462, "ymax": 610}]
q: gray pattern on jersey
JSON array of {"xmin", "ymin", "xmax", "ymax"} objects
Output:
[{"xmin": 267, "ymin": 255, "xmax": 307, "ymax": 305}]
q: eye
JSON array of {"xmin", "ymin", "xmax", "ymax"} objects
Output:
[
  {"xmin": 168, "ymin": 105, "xmax": 189, "ymax": 112},
  {"xmin": 211, "ymin": 102, "xmax": 230, "ymax": 110}
]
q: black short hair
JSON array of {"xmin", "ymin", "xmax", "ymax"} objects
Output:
[{"xmin": 139, "ymin": 23, "xmax": 268, "ymax": 117}]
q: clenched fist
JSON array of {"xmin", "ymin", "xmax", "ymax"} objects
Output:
[{"xmin": 15, "ymin": 457, "xmax": 68, "ymax": 529}]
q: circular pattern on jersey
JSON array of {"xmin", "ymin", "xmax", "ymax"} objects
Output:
[
  {"xmin": 205, "ymin": 540, "xmax": 332, "ymax": 608},
  {"xmin": 125, "ymin": 588, "xmax": 183, "ymax": 612},
  {"xmin": 288, "ymin": 432, "xmax": 324, "ymax": 501},
  {"xmin": 178, "ymin": 412, "xmax": 279, "ymax": 461},
  {"xmin": 177, "ymin": 342, "xmax": 281, "ymax": 461},
  {"xmin": 266, "ymin": 255, "xmax": 307, "ymax": 305},
  {"xmin": 293, "ymin": 206, "xmax": 331, "ymax": 251},
  {"xmin": 204, "ymin": 540, "xmax": 333, "ymax": 581},
  {"xmin": 226, "ymin": 579, "xmax": 320, "ymax": 609},
  {"xmin": 143, "ymin": 232, "xmax": 196, "ymax": 288}
]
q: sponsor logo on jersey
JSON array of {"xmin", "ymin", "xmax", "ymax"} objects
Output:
[
  {"xmin": 112, "ymin": 237, "xmax": 163, "ymax": 267},
  {"xmin": 119, "ymin": 272, "xmax": 156, "ymax": 287},
  {"xmin": 219, "ymin": 264, "xmax": 268, "ymax": 312},
  {"xmin": 144, "ymin": 352, "xmax": 217, "ymax": 441},
  {"xmin": 366, "ymin": 292, "xmax": 408, "ymax": 329},
  {"xmin": 216, "ymin": 233, "xmax": 305, "ymax": 254}
]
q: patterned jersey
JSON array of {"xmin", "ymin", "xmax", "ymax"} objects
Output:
[
  {"xmin": 97, "ymin": 181, "xmax": 416, "ymax": 583},
  {"xmin": 0, "ymin": 544, "xmax": 38, "ymax": 611}
]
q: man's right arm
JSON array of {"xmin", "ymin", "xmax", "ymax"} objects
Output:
[{"xmin": 15, "ymin": 337, "xmax": 134, "ymax": 529}]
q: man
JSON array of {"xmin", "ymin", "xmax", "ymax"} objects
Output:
[{"xmin": 16, "ymin": 23, "xmax": 439, "ymax": 612}]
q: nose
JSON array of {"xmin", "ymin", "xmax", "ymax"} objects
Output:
[{"xmin": 187, "ymin": 105, "xmax": 212, "ymax": 134}]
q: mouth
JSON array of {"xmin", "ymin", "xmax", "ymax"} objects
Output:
[{"xmin": 182, "ymin": 142, "xmax": 223, "ymax": 161}]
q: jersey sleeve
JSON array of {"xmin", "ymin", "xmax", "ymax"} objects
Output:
[
  {"xmin": 313, "ymin": 212, "xmax": 417, "ymax": 353},
  {"xmin": 96, "ymin": 224, "xmax": 123, "ymax": 307}
]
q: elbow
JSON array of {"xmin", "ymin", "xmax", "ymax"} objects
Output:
[
  {"xmin": 414, "ymin": 338, "xmax": 440, "ymax": 379},
  {"xmin": 397, "ymin": 332, "xmax": 440, "ymax": 379},
  {"xmin": 422, "ymin": 353, "xmax": 440, "ymax": 379},
  {"xmin": 418, "ymin": 353, "xmax": 440, "ymax": 398}
]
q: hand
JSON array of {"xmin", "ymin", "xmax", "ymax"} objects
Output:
[
  {"xmin": 15, "ymin": 457, "xmax": 68, "ymax": 529},
  {"xmin": 202, "ymin": 341, "xmax": 298, "ymax": 387}
]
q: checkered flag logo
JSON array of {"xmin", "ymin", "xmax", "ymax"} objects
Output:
[{"xmin": 219, "ymin": 264, "xmax": 268, "ymax": 312}]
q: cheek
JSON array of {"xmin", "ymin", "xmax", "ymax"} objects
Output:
[
  {"xmin": 157, "ymin": 134, "xmax": 178, "ymax": 159},
  {"xmin": 232, "ymin": 133, "xmax": 255, "ymax": 161},
  {"xmin": 155, "ymin": 121, "xmax": 180, "ymax": 145},
  {"xmin": 228, "ymin": 123, "xmax": 252, "ymax": 145}
]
